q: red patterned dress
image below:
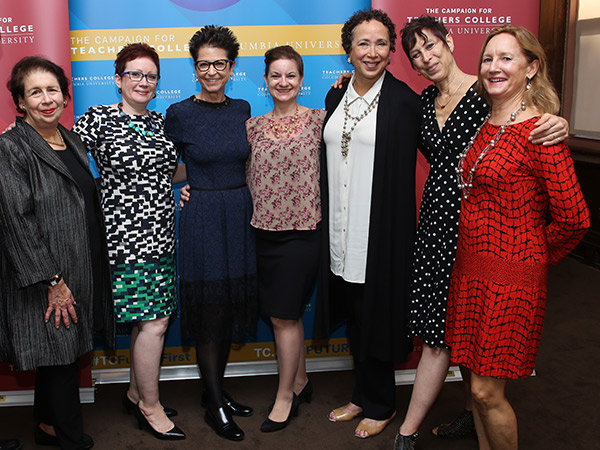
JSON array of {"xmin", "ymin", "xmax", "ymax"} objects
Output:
[{"xmin": 445, "ymin": 117, "xmax": 590, "ymax": 379}]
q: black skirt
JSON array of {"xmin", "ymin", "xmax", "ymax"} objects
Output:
[{"xmin": 255, "ymin": 225, "xmax": 321, "ymax": 319}]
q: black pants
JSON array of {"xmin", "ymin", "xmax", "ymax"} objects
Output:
[
  {"xmin": 34, "ymin": 361, "xmax": 87, "ymax": 450},
  {"xmin": 331, "ymin": 273, "xmax": 396, "ymax": 420}
]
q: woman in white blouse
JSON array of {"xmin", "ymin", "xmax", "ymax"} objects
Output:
[{"xmin": 314, "ymin": 9, "xmax": 421, "ymax": 439}]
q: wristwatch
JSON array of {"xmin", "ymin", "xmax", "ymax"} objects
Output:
[{"xmin": 45, "ymin": 273, "xmax": 63, "ymax": 287}]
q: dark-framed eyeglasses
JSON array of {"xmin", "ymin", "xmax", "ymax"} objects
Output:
[
  {"xmin": 194, "ymin": 59, "xmax": 233, "ymax": 72},
  {"xmin": 120, "ymin": 71, "xmax": 160, "ymax": 84}
]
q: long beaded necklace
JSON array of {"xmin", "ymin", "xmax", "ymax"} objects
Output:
[
  {"xmin": 435, "ymin": 75, "xmax": 466, "ymax": 109},
  {"xmin": 456, "ymin": 101, "xmax": 526, "ymax": 199},
  {"xmin": 341, "ymin": 90, "xmax": 381, "ymax": 157},
  {"xmin": 268, "ymin": 105, "xmax": 300, "ymax": 139},
  {"xmin": 118, "ymin": 102, "xmax": 157, "ymax": 137}
]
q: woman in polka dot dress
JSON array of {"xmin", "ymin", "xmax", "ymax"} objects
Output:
[{"xmin": 392, "ymin": 16, "xmax": 569, "ymax": 450}]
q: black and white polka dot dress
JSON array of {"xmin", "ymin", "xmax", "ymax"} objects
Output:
[{"xmin": 409, "ymin": 83, "xmax": 487, "ymax": 348}]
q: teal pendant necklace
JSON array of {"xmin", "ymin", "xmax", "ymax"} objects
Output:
[{"xmin": 118, "ymin": 102, "xmax": 156, "ymax": 137}]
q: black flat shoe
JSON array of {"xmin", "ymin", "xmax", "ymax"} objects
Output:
[
  {"xmin": 0, "ymin": 439, "xmax": 21, "ymax": 450},
  {"xmin": 223, "ymin": 391, "xmax": 253, "ymax": 417},
  {"xmin": 260, "ymin": 394, "xmax": 300, "ymax": 433},
  {"xmin": 34, "ymin": 426, "xmax": 93, "ymax": 449},
  {"xmin": 122, "ymin": 392, "xmax": 178, "ymax": 417},
  {"xmin": 297, "ymin": 380, "xmax": 313, "ymax": 404},
  {"xmin": 134, "ymin": 406, "xmax": 186, "ymax": 440},
  {"xmin": 204, "ymin": 406, "xmax": 245, "ymax": 441},
  {"xmin": 201, "ymin": 391, "xmax": 253, "ymax": 417}
]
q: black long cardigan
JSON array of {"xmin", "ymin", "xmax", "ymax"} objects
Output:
[{"xmin": 314, "ymin": 71, "xmax": 422, "ymax": 364}]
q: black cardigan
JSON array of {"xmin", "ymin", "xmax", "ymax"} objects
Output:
[{"xmin": 314, "ymin": 71, "xmax": 422, "ymax": 363}]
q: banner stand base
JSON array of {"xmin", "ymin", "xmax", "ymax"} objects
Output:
[
  {"xmin": 0, "ymin": 363, "xmax": 468, "ymax": 406},
  {"xmin": 0, "ymin": 387, "xmax": 95, "ymax": 407}
]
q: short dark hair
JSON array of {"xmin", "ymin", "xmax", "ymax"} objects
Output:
[
  {"xmin": 189, "ymin": 25, "xmax": 240, "ymax": 61},
  {"xmin": 114, "ymin": 43, "xmax": 160, "ymax": 75},
  {"xmin": 7, "ymin": 56, "xmax": 71, "ymax": 114},
  {"xmin": 264, "ymin": 45, "xmax": 304, "ymax": 77},
  {"xmin": 341, "ymin": 8, "xmax": 397, "ymax": 55},
  {"xmin": 400, "ymin": 15, "xmax": 450, "ymax": 68}
]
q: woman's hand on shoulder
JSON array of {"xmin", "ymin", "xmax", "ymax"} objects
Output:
[
  {"xmin": 331, "ymin": 72, "xmax": 352, "ymax": 89},
  {"xmin": 179, "ymin": 184, "xmax": 190, "ymax": 209},
  {"xmin": 3, "ymin": 122, "xmax": 16, "ymax": 134},
  {"xmin": 529, "ymin": 114, "xmax": 569, "ymax": 146},
  {"xmin": 46, "ymin": 279, "xmax": 77, "ymax": 329}
]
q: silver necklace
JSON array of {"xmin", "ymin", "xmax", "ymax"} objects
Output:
[
  {"xmin": 456, "ymin": 101, "xmax": 526, "ymax": 199},
  {"xmin": 436, "ymin": 76, "xmax": 466, "ymax": 109},
  {"xmin": 341, "ymin": 90, "xmax": 381, "ymax": 157}
]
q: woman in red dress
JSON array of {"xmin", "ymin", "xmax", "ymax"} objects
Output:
[{"xmin": 445, "ymin": 26, "xmax": 590, "ymax": 450}]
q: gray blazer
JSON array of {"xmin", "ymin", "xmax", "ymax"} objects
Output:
[{"xmin": 0, "ymin": 118, "xmax": 114, "ymax": 371}]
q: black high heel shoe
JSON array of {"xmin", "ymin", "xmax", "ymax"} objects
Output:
[
  {"xmin": 204, "ymin": 406, "xmax": 245, "ymax": 441},
  {"xmin": 123, "ymin": 393, "xmax": 178, "ymax": 417},
  {"xmin": 260, "ymin": 394, "xmax": 300, "ymax": 433},
  {"xmin": 297, "ymin": 380, "xmax": 313, "ymax": 404},
  {"xmin": 134, "ymin": 406, "xmax": 186, "ymax": 440}
]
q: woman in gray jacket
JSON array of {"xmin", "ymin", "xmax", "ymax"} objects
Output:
[{"xmin": 0, "ymin": 57, "xmax": 114, "ymax": 450}]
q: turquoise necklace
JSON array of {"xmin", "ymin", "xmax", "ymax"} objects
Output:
[{"xmin": 118, "ymin": 102, "xmax": 157, "ymax": 137}]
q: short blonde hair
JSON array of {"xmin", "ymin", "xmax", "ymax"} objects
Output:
[{"xmin": 477, "ymin": 25, "xmax": 560, "ymax": 114}]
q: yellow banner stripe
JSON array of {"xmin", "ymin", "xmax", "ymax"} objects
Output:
[
  {"xmin": 91, "ymin": 338, "xmax": 350, "ymax": 370},
  {"xmin": 70, "ymin": 25, "xmax": 344, "ymax": 61}
]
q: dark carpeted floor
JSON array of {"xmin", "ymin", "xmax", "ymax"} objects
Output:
[{"xmin": 2, "ymin": 257, "xmax": 598, "ymax": 449}]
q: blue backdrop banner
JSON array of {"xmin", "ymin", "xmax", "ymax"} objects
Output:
[{"xmin": 68, "ymin": 0, "xmax": 370, "ymax": 374}]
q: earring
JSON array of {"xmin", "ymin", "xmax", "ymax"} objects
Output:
[
  {"xmin": 230, "ymin": 75, "xmax": 234, "ymax": 81},
  {"xmin": 265, "ymin": 89, "xmax": 270, "ymax": 98},
  {"xmin": 299, "ymin": 87, "xmax": 304, "ymax": 97},
  {"xmin": 526, "ymin": 78, "xmax": 532, "ymax": 90},
  {"xmin": 347, "ymin": 56, "xmax": 351, "ymax": 64},
  {"xmin": 63, "ymin": 102, "xmax": 67, "ymax": 107},
  {"xmin": 118, "ymin": 88, "xmax": 122, "ymax": 94},
  {"xmin": 153, "ymin": 93, "xmax": 157, "ymax": 99}
]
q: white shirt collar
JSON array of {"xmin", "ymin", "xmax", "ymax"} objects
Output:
[{"xmin": 347, "ymin": 71, "xmax": 386, "ymax": 105}]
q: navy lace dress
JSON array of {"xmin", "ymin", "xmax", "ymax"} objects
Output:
[{"xmin": 165, "ymin": 96, "xmax": 257, "ymax": 343}]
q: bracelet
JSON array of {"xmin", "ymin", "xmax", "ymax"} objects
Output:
[{"xmin": 45, "ymin": 273, "xmax": 63, "ymax": 287}]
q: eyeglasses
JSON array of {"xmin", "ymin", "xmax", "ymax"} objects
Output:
[
  {"xmin": 120, "ymin": 71, "xmax": 160, "ymax": 84},
  {"xmin": 194, "ymin": 59, "xmax": 232, "ymax": 72}
]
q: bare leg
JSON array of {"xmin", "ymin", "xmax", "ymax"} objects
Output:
[
  {"xmin": 460, "ymin": 365, "xmax": 473, "ymax": 410},
  {"xmin": 132, "ymin": 317, "xmax": 173, "ymax": 433},
  {"xmin": 399, "ymin": 344, "xmax": 451, "ymax": 436},
  {"xmin": 269, "ymin": 317, "xmax": 302, "ymax": 422},
  {"xmin": 431, "ymin": 364, "xmax": 475, "ymax": 437},
  {"xmin": 470, "ymin": 371, "xmax": 517, "ymax": 450},
  {"xmin": 292, "ymin": 318, "xmax": 309, "ymax": 395},
  {"xmin": 472, "ymin": 403, "xmax": 491, "ymax": 450},
  {"xmin": 127, "ymin": 325, "xmax": 140, "ymax": 403}
]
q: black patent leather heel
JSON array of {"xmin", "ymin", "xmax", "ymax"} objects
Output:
[{"xmin": 134, "ymin": 406, "xmax": 186, "ymax": 440}]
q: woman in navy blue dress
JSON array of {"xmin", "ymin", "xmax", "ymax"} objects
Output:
[{"xmin": 165, "ymin": 26, "xmax": 257, "ymax": 442}]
